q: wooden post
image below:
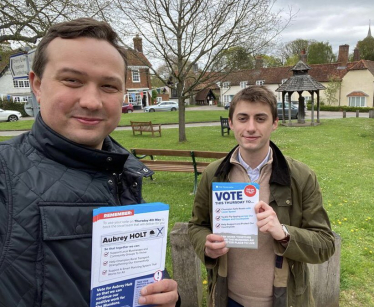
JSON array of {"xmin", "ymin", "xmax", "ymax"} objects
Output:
[
  {"xmin": 356, "ymin": 110, "xmax": 359, "ymax": 117},
  {"xmin": 308, "ymin": 232, "xmax": 341, "ymax": 307},
  {"xmin": 170, "ymin": 222, "xmax": 202, "ymax": 307},
  {"xmin": 343, "ymin": 110, "xmax": 346, "ymax": 118},
  {"xmin": 369, "ymin": 110, "xmax": 374, "ymax": 118}
]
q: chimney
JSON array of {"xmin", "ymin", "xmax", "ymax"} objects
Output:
[
  {"xmin": 133, "ymin": 34, "xmax": 143, "ymax": 53},
  {"xmin": 299, "ymin": 48, "xmax": 307, "ymax": 63},
  {"xmin": 255, "ymin": 55, "xmax": 263, "ymax": 69},
  {"xmin": 353, "ymin": 47, "xmax": 360, "ymax": 61},
  {"xmin": 337, "ymin": 44, "xmax": 349, "ymax": 67}
]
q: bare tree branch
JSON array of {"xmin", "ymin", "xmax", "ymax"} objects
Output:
[{"xmin": 113, "ymin": 0, "xmax": 293, "ymax": 142}]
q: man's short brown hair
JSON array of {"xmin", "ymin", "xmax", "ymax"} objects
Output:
[
  {"xmin": 32, "ymin": 18, "xmax": 127, "ymax": 78},
  {"xmin": 228, "ymin": 86, "xmax": 278, "ymax": 122}
]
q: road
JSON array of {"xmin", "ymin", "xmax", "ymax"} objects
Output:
[{"xmin": 1, "ymin": 108, "xmax": 369, "ymax": 137}]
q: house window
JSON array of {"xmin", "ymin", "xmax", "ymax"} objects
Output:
[
  {"xmin": 222, "ymin": 82, "xmax": 230, "ymax": 89},
  {"xmin": 256, "ymin": 80, "xmax": 265, "ymax": 86},
  {"xmin": 13, "ymin": 97, "xmax": 21, "ymax": 102},
  {"xmin": 132, "ymin": 70, "xmax": 140, "ymax": 82},
  {"xmin": 240, "ymin": 81, "xmax": 248, "ymax": 89},
  {"xmin": 349, "ymin": 96, "xmax": 366, "ymax": 107},
  {"xmin": 156, "ymin": 97, "xmax": 162, "ymax": 103},
  {"xmin": 129, "ymin": 93, "xmax": 142, "ymax": 106},
  {"xmin": 13, "ymin": 79, "xmax": 30, "ymax": 88},
  {"xmin": 223, "ymin": 95, "xmax": 234, "ymax": 103}
]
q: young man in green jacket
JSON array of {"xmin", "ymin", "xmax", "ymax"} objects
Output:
[{"xmin": 188, "ymin": 86, "xmax": 335, "ymax": 307}]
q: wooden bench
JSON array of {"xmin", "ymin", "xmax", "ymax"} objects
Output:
[
  {"xmin": 220, "ymin": 116, "xmax": 230, "ymax": 136},
  {"xmin": 131, "ymin": 148, "xmax": 227, "ymax": 193},
  {"xmin": 130, "ymin": 121, "xmax": 161, "ymax": 137}
]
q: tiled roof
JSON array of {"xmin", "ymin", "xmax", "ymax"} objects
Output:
[
  {"xmin": 347, "ymin": 91, "xmax": 368, "ymax": 97},
  {"xmin": 221, "ymin": 60, "xmax": 374, "ymax": 86},
  {"xmin": 276, "ymin": 75, "xmax": 326, "ymax": 92},
  {"xmin": 124, "ymin": 48, "xmax": 151, "ymax": 67}
]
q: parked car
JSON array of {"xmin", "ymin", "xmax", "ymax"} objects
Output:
[
  {"xmin": 144, "ymin": 101, "xmax": 178, "ymax": 112},
  {"xmin": 277, "ymin": 102, "xmax": 298, "ymax": 119},
  {"xmin": 122, "ymin": 103, "xmax": 134, "ymax": 113},
  {"xmin": 0, "ymin": 108, "xmax": 22, "ymax": 122},
  {"xmin": 224, "ymin": 102, "xmax": 230, "ymax": 110}
]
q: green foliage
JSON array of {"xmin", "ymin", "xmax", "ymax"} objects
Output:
[
  {"xmin": 215, "ymin": 46, "xmax": 254, "ymax": 71},
  {"xmin": 308, "ymin": 41, "xmax": 336, "ymax": 64},
  {"xmin": 324, "ymin": 76, "xmax": 341, "ymax": 105},
  {"xmin": 261, "ymin": 54, "xmax": 283, "ymax": 67},
  {"xmin": 306, "ymin": 103, "xmax": 374, "ymax": 112},
  {"xmin": 0, "ymin": 99, "xmax": 29, "ymax": 117},
  {"xmin": 357, "ymin": 36, "xmax": 374, "ymax": 61}
]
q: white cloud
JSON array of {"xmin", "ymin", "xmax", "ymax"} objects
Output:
[{"xmin": 273, "ymin": 0, "xmax": 373, "ymax": 54}]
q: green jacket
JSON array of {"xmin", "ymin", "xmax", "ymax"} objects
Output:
[{"xmin": 188, "ymin": 142, "xmax": 335, "ymax": 307}]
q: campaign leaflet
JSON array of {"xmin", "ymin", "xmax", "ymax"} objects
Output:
[
  {"xmin": 212, "ymin": 182, "xmax": 259, "ymax": 249},
  {"xmin": 90, "ymin": 202, "xmax": 169, "ymax": 307}
]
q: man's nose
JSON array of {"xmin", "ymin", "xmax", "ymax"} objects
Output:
[
  {"xmin": 79, "ymin": 85, "xmax": 102, "ymax": 110},
  {"xmin": 246, "ymin": 118, "xmax": 256, "ymax": 131}
]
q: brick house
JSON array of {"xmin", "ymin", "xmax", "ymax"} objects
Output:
[{"xmin": 124, "ymin": 34, "xmax": 153, "ymax": 109}]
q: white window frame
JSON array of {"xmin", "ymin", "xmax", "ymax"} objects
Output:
[
  {"xmin": 349, "ymin": 96, "xmax": 366, "ymax": 107},
  {"xmin": 256, "ymin": 80, "xmax": 265, "ymax": 86},
  {"xmin": 222, "ymin": 82, "xmax": 230, "ymax": 89},
  {"xmin": 13, "ymin": 79, "xmax": 30, "ymax": 88},
  {"xmin": 129, "ymin": 93, "xmax": 142, "ymax": 105},
  {"xmin": 223, "ymin": 95, "xmax": 234, "ymax": 103},
  {"xmin": 156, "ymin": 97, "xmax": 162, "ymax": 103},
  {"xmin": 240, "ymin": 81, "xmax": 248, "ymax": 89},
  {"xmin": 131, "ymin": 70, "xmax": 140, "ymax": 83}
]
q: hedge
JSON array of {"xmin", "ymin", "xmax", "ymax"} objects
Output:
[
  {"xmin": 0, "ymin": 100, "xmax": 29, "ymax": 117},
  {"xmin": 306, "ymin": 103, "xmax": 374, "ymax": 113}
]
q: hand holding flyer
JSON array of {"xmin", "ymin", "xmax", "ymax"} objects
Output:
[
  {"xmin": 90, "ymin": 203, "xmax": 169, "ymax": 307},
  {"xmin": 212, "ymin": 182, "xmax": 259, "ymax": 249}
]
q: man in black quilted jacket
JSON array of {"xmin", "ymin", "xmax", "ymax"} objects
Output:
[{"xmin": 0, "ymin": 18, "xmax": 179, "ymax": 307}]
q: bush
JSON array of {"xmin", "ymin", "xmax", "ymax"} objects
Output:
[
  {"xmin": 306, "ymin": 103, "xmax": 374, "ymax": 113},
  {"xmin": 0, "ymin": 100, "xmax": 29, "ymax": 117}
]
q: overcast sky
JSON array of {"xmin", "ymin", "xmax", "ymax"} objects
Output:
[{"xmin": 273, "ymin": 0, "xmax": 373, "ymax": 54}]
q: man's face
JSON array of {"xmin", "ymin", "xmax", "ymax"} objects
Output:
[
  {"xmin": 30, "ymin": 37, "xmax": 125, "ymax": 149},
  {"xmin": 229, "ymin": 100, "xmax": 278, "ymax": 164}
]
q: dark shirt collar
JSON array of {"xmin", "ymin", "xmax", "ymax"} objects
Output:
[{"xmin": 29, "ymin": 113, "xmax": 128, "ymax": 172}]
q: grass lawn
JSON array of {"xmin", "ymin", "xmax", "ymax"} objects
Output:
[{"xmin": 1, "ymin": 117, "xmax": 373, "ymax": 306}]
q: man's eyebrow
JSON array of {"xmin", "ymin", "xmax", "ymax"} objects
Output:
[
  {"xmin": 56, "ymin": 68, "xmax": 123, "ymax": 83},
  {"xmin": 56, "ymin": 67, "xmax": 87, "ymax": 76}
]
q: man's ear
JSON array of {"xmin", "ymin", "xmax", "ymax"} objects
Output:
[{"xmin": 29, "ymin": 71, "xmax": 41, "ymax": 104}]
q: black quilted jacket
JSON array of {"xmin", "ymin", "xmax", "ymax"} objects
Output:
[{"xmin": 0, "ymin": 114, "xmax": 153, "ymax": 307}]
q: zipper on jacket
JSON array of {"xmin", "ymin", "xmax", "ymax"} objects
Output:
[{"xmin": 109, "ymin": 172, "xmax": 123, "ymax": 205}]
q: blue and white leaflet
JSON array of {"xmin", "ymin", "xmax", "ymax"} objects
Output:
[
  {"xmin": 212, "ymin": 182, "xmax": 259, "ymax": 249},
  {"xmin": 90, "ymin": 202, "xmax": 169, "ymax": 307}
]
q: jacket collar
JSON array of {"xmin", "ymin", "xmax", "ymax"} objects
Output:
[
  {"xmin": 29, "ymin": 113, "xmax": 129, "ymax": 173},
  {"xmin": 214, "ymin": 141, "xmax": 291, "ymax": 186}
]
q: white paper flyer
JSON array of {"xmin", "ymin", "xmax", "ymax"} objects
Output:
[
  {"xmin": 212, "ymin": 182, "xmax": 259, "ymax": 249},
  {"xmin": 90, "ymin": 202, "xmax": 169, "ymax": 307}
]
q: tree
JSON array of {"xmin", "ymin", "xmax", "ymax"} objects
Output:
[
  {"xmin": 261, "ymin": 54, "xmax": 283, "ymax": 67},
  {"xmin": 280, "ymin": 39, "xmax": 311, "ymax": 64},
  {"xmin": 114, "ymin": 0, "xmax": 292, "ymax": 142},
  {"xmin": 0, "ymin": 0, "xmax": 110, "ymax": 45},
  {"xmin": 214, "ymin": 46, "xmax": 254, "ymax": 71},
  {"xmin": 325, "ymin": 76, "xmax": 341, "ymax": 106},
  {"xmin": 308, "ymin": 41, "xmax": 336, "ymax": 64},
  {"xmin": 357, "ymin": 36, "xmax": 374, "ymax": 61}
]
